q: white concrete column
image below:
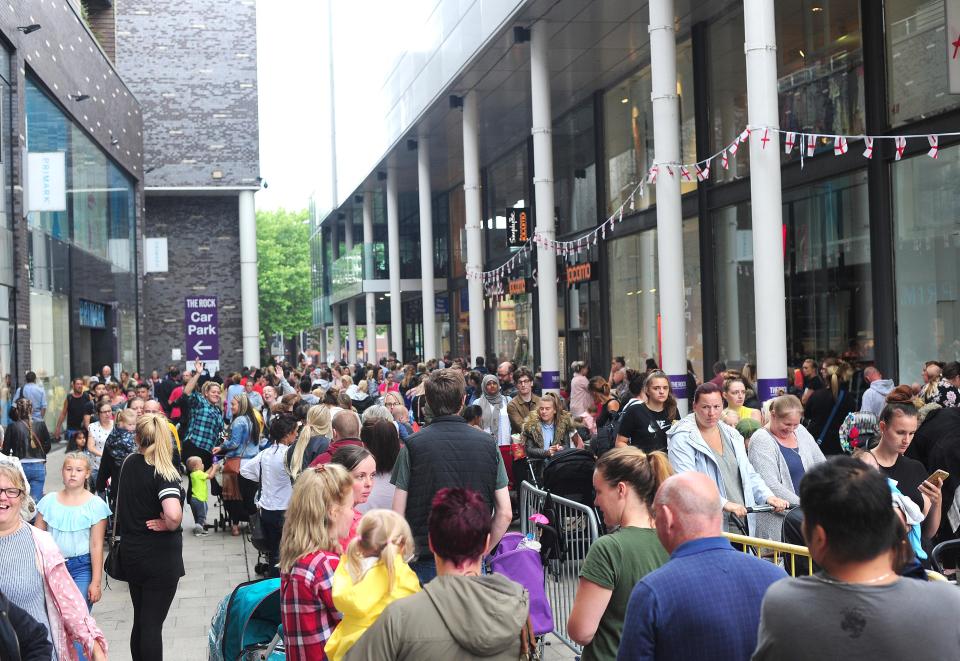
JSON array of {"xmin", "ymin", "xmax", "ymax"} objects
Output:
[
  {"xmin": 745, "ymin": 0, "xmax": 787, "ymax": 401},
  {"xmin": 386, "ymin": 155, "xmax": 403, "ymax": 358},
  {"xmin": 363, "ymin": 191, "xmax": 377, "ymax": 363},
  {"xmin": 331, "ymin": 220, "xmax": 342, "ymax": 361},
  {"xmin": 462, "ymin": 91, "xmax": 486, "ymax": 364},
  {"xmin": 238, "ymin": 190, "xmax": 260, "ymax": 368},
  {"xmin": 417, "ymin": 132, "xmax": 437, "ymax": 361},
  {"xmin": 344, "ymin": 215, "xmax": 357, "ymax": 363},
  {"xmin": 649, "ymin": 0, "xmax": 688, "ymax": 414},
  {"xmin": 530, "ymin": 22, "xmax": 559, "ymax": 394},
  {"xmin": 639, "ymin": 230, "xmax": 658, "ymax": 361}
]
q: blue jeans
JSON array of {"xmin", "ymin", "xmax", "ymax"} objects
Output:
[
  {"xmin": 21, "ymin": 461, "xmax": 45, "ymax": 501},
  {"xmin": 66, "ymin": 553, "xmax": 93, "ymax": 661},
  {"xmin": 190, "ymin": 497, "xmax": 208, "ymax": 528},
  {"xmin": 410, "ymin": 558, "xmax": 437, "ymax": 586}
]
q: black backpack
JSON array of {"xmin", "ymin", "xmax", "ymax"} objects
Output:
[{"xmin": 592, "ymin": 399, "xmax": 635, "ymax": 458}]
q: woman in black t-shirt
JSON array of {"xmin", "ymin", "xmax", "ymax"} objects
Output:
[
  {"xmin": 116, "ymin": 413, "xmax": 184, "ymax": 661},
  {"xmin": 868, "ymin": 387, "xmax": 942, "ymax": 543},
  {"xmin": 615, "ymin": 371, "xmax": 679, "ymax": 454}
]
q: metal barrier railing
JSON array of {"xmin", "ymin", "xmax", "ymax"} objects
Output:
[
  {"xmin": 722, "ymin": 532, "xmax": 814, "ymax": 576},
  {"xmin": 519, "ymin": 480, "xmax": 601, "ymax": 655}
]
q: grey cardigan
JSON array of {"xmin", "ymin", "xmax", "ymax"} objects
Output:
[{"xmin": 747, "ymin": 426, "xmax": 826, "ymax": 541}]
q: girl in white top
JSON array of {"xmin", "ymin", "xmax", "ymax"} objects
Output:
[{"xmin": 86, "ymin": 398, "xmax": 115, "ymax": 482}]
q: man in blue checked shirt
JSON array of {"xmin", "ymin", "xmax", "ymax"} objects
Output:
[{"xmin": 618, "ymin": 472, "xmax": 785, "ymax": 661}]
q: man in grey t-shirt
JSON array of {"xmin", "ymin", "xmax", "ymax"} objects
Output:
[{"xmin": 753, "ymin": 456, "xmax": 960, "ymax": 660}]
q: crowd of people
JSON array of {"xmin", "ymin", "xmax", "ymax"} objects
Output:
[{"xmin": 0, "ymin": 352, "xmax": 959, "ymax": 660}]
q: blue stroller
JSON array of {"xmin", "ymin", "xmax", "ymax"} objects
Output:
[{"xmin": 208, "ymin": 577, "xmax": 285, "ymax": 660}]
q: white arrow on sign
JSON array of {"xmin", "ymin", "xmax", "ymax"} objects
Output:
[{"xmin": 193, "ymin": 340, "xmax": 213, "ymax": 356}]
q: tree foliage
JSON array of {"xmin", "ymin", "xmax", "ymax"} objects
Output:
[{"xmin": 257, "ymin": 207, "xmax": 311, "ymax": 347}]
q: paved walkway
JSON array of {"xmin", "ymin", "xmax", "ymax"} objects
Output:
[{"xmin": 46, "ymin": 447, "xmax": 578, "ymax": 660}]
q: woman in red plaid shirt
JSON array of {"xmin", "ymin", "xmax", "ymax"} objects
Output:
[{"xmin": 279, "ymin": 464, "xmax": 355, "ymax": 661}]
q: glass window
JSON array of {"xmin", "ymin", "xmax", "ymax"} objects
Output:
[
  {"xmin": 608, "ymin": 219, "xmax": 701, "ymax": 374},
  {"xmin": 449, "ymin": 187, "xmax": 467, "ymax": 277},
  {"xmin": 484, "ymin": 143, "xmax": 529, "ymax": 264},
  {"xmin": 554, "ymin": 101, "xmax": 597, "ymax": 235},
  {"xmin": 893, "ymin": 144, "xmax": 960, "ymax": 378},
  {"xmin": 711, "ymin": 2, "xmax": 864, "ymax": 178},
  {"xmin": 604, "ymin": 41, "xmax": 696, "ymax": 212},
  {"xmin": 777, "ymin": 1, "xmax": 864, "ymax": 136},
  {"xmin": 886, "ymin": 0, "xmax": 960, "ymax": 127},
  {"xmin": 29, "ymin": 289, "xmax": 70, "ymax": 430},
  {"xmin": 492, "ymin": 294, "xmax": 534, "ymax": 368},
  {"xmin": 713, "ymin": 171, "xmax": 872, "ymax": 368}
]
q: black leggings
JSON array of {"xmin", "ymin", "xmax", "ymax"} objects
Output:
[
  {"xmin": 128, "ymin": 581, "xmax": 178, "ymax": 661},
  {"xmin": 260, "ymin": 509, "xmax": 285, "ymax": 577}
]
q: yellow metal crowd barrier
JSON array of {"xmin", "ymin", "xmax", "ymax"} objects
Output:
[{"xmin": 722, "ymin": 532, "xmax": 814, "ymax": 577}]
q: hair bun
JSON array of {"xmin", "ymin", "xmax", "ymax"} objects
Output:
[{"xmin": 885, "ymin": 384, "xmax": 915, "ymax": 405}]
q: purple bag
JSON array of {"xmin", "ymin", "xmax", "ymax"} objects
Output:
[{"xmin": 488, "ymin": 532, "xmax": 554, "ymax": 636}]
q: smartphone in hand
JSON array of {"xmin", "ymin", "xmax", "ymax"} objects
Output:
[{"xmin": 928, "ymin": 469, "xmax": 950, "ymax": 487}]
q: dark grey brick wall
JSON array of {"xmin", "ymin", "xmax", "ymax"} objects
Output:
[
  {"xmin": 113, "ymin": 0, "xmax": 260, "ymax": 188},
  {"xmin": 140, "ymin": 195, "xmax": 245, "ymax": 374},
  {"xmin": 1, "ymin": 0, "xmax": 145, "ymax": 376}
]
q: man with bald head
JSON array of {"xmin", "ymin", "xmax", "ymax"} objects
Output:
[
  {"xmin": 617, "ymin": 473, "xmax": 786, "ymax": 661},
  {"xmin": 859, "ymin": 366, "xmax": 893, "ymax": 417},
  {"xmin": 497, "ymin": 361, "xmax": 517, "ymax": 398}
]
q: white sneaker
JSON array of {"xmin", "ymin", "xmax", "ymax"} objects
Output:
[{"xmin": 193, "ymin": 525, "xmax": 204, "ymax": 536}]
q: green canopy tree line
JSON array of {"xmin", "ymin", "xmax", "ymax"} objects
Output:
[{"xmin": 257, "ymin": 207, "xmax": 311, "ymax": 349}]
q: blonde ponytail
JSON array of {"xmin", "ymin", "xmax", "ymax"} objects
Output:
[
  {"xmin": 137, "ymin": 414, "xmax": 180, "ymax": 481},
  {"xmin": 344, "ymin": 509, "xmax": 414, "ymax": 591}
]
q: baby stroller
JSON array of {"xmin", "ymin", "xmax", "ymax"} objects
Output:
[
  {"xmin": 488, "ymin": 532, "xmax": 553, "ymax": 656},
  {"xmin": 542, "ymin": 449, "xmax": 596, "ymax": 508},
  {"xmin": 208, "ymin": 578, "xmax": 285, "ymax": 661}
]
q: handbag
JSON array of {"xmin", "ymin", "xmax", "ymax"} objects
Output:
[
  {"xmin": 248, "ymin": 457, "xmax": 269, "ymax": 552},
  {"xmin": 104, "ymin": 455, "xmax": 132, "ymax": 581}
]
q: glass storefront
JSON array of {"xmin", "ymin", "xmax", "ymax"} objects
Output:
[
  {"xmin": 0, "ymin": 46, "xmax": 14, "ymax": 424},
  {"xmin": 25, "ymin": 76, "xmax": 137, "ymax": 428},
  {"xmin": 893, "ymin": 145, "xmax": 960, "ymax": 378},
  {"xmin": 886, "ymin": 0, "xmax": 960, "ymax": 127},
  {"xmin": 710, "ymin": 1, "xmax": 864, "ymax": 180},
  {"xmin": 491, "ymin": 292, "xmax": 534, "ymax": 368},
  {"xmin": 604, "ymin": 40, "xmax": 696, "ymax": 213},
  {"xmin": 484, "ymin": 143, "xmax": 529, "ymax": 263},
  {"xmin": 713, "ymin": 171, "xmax": 873, "ymax": 370},
  {"xmin": 554, "ymin": 100, "xmax": 598, "ymax": 235},
  {"xmin": 608, "ymin": 219, "xmax": 702, "ymax": 376}
]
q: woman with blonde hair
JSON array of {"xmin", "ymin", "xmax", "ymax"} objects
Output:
[
  {"xmin": 286, "ymin": 404, "xmax": 332, "ymax": 481},
  {"xmin": 747, "ymin": 395, "xmax": 826, "ymax": 540},
  {"xmin": 0, "ymin": 457, "xmax": 109, "ymax": 660},
  {"xmin": 568, "ymin": 447, "xmax": 673, "ymax": 659},
  {"xmin": 213, "ymin": 392, "xmax": 263, "ymax": 535},
  {"xmin": 325, "ymin": 509, "xmax": 420, "ymax": 660},
  {"xmin": 280, "ymin": 464, "xmax": 356, "ymax": 661},
  {"xmin": 803, "ymin": 360, "xmax": 856, "ymax": 455},
  {"xmin": 116, "ymin": 413, "xmax": 185, "ymax": 661}
]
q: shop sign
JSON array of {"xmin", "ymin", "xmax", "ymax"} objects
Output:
[
  {"xmin": 508, "ymin": 278, "xmax": 528, "ymax": 296},
  {"xmin": 185, "ymin": 296, "xmax": 220, "ymax": 369},
  {"xmin": 506, "ymin": 208, "xmax": 531, "ymax": 248},
  {"xmin": 948, "ymin": 0, "xmax": 960, "ymax": 93},
  {"xmin": 564, "ymin": 261, "xmax": 598, "ymax": 287},
  {"xmin": 78, "ymin": 299, "xmax": 106, "ymax": 329},
  {"xmin": 435, "ymin": 296, "xmax": 449, "ymax": 315},
  {"xmin": 27, "ymin": 152, "xmax": 66, "ymax": 212}
]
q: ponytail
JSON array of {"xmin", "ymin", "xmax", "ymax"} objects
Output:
[
  {"xmin": 344, "ymin": 509, "xmax": 414, "ymax": 591},
  {"xmin": 596, "ymin": 446, "xmax": 674, "ymax": 510},
  {"xmin": 137, "ymin": 414, "xmax": 180, "ymax": 481}
]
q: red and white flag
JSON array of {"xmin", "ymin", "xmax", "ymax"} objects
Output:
[
  {"xmin": 833, "ymin": 136, "xmax": 848, "ymax": 156},
  {"xmin": 647, "ymin": 166, "xmax": 658, "ymax": 184},
  {"xmin": 680, "ymin": 166, "xmax": 692, "ymax": 181},
  {"xmin": 696, "ymin": 159, "xmax": 712, "ymax": 182},
  {"xmin": 806, "ymin": 135, "xmax": 817, "ymax": 157},
  {"xmin": 784, "ymin": 132, "xmax": 797, "ymax": 154},
  {"xmin": 729, "ymin": 140, "xmax": 740, "ymax": 158},
  {"xmin": 739, "ymin": 128, "xmax": 751, "ymax": 144},
  {"xmin": 895, "ymin": 136, "xmax": 907, "ymax": 161},
  {"xmin": 720, "ymin": 150, "xmax": 729, "ymax": 170},
  {"xmin": 862, "ymin": 137, "xmax": 874, "ymax": 159},
  {"xmin": 928, "ymin": 135, "xmax": 939, "ymax": 159}
]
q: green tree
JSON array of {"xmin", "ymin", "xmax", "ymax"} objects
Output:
[{"xmin": 257, "ymin": 207, "xmax": 311, "ymax": 348}]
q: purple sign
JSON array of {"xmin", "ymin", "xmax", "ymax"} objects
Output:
[
  {"xmin": 185, "ymin": 296, "xmax": 219, "ymax": 362},
  {"xmin": 668, "ymin": 375, "xmax": 688, "ymax": 401},
  {"xmin": 757, "ymin": 378, "xmax": 788, "ymax": 402}
]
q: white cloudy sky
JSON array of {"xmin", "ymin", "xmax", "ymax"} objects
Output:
[{"xmin": 254, "ymin": 1, "xmax": 329, "ymax": 213}]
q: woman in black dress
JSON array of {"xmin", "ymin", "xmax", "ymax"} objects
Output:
[{"xmin": 116, "ymin": 413, "xmax": 184, "ymax": 661}]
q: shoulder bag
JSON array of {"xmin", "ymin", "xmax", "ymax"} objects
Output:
[{"xmin": 104, "ymin": 455, "xmax": 132, "ymax": 581}]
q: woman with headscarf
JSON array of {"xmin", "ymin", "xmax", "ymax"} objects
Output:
[{"xmin": 473, "ymin": 375, "xmax": 511, "ymax": 446}]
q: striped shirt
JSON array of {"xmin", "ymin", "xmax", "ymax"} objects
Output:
[{"xmin": 0, "ymin": 524, "xmax": 56, "ymax": 660}]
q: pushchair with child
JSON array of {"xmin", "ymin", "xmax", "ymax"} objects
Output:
[{"xmin": 208, "ymin": 577, "xmax": 285, "ymax": 661}]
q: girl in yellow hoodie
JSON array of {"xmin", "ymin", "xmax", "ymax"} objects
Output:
[{"xmin": 325, "ymin": 509, "xmax": 421, "ymax": 661}]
